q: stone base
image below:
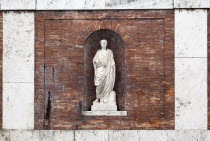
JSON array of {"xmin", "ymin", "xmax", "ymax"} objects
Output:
[
  {"xmin": 82, "ymin": 111, "xmax": 127, "ymax": 116},
  {"xmin": 91, "ymin": 102, "xmax": 117, "ymax": 111}
]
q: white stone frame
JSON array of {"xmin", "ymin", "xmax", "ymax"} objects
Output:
[
  {"xmin": 0, "ymin": 0, "xmax": 210, "ymax": 10},
  {"xmin": 0, "ymin": 0, "xmax": 209, "ymax": 140}
]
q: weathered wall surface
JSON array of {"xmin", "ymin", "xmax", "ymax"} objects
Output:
[
  {"xmin": 3, "ymin": 12, "xmax": 34, "ymax": 129},
  {"xmin": 0, "ymin": 0, "xmax": 209, "ymax": 140},
  {"xmin": 35, "ymin": 10, "xmax": 174, "ymax": 130},
  {"xmin": 1, "ymin": 130, "xmax": 210, "ymax": 141},
  {"xmin": 0, "ymin": 0, "xmax": 210, "ymax": 10},
  {"xmin": 175, "ymin": 9, "xmax": 208, "ymax": 130}
]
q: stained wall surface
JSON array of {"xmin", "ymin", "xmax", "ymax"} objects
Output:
[
  {"xmin": 176, "ymin": 9, "xmax": 208, "ymax": 130},
  {"xmin": 35, "ymin": 10, "xmax": 174, "ymax": 130},
  {"xmin": 3, "ymin": 12, "xmax": 34, "ymax": 130},
  {"xmin": 0, "ymin": 0, "xmax": 210, "ymax": 140}
]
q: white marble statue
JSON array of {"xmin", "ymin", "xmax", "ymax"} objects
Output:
[{"xmin": 92, "ymin": 39, "xmax": 117, "ymax": 110}]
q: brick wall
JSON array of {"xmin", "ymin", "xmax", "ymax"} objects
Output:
[{"xmin": 35, "ymin": 10, "xmax": 174, "ymax": 130}]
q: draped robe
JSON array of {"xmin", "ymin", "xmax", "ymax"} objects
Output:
[{"xmin": 93, "ymin": 49, "xmax": 115, "ymax": 99}]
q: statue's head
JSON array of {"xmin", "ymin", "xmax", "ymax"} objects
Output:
[{"xmin": 100, "ymin": 39, "xmax": 107, "ymax": 49}]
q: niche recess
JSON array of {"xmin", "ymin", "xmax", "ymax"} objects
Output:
[{"xmin": 83, "ymin": 29, "xmax": 125, "ymax": 111}]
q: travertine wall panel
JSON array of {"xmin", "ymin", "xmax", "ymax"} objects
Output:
[
  {"xmin": 3, "ymin": 12, "xmax": 34, "ymax": 130},
  {"xmin": 75, "ymin": 130, "xmax": 108, "ymax": 141},
  {"xmin": 175, "ymin": 58, "xmax": 207, "ymax": 129},
  {"xmin": 1, "ymin": 0, "xmax": 210, "ymax": 9},
  {"xmin": 175, "ymin": 10, "xmax": 208, "ymax": 130},
  {"xmin": 39, "ymin": 130, "xmax": 74, "ymax": 141},
  {"xmin": 168, "ymin": 130, "xmax": 200, "ymax": 141},
  {"xmin": 39, "ymin": 130, "xmax": 54, "ymax": 141},
  {"xmin": 1, "ymin": 130, "xmax": 210, "ymax": 140},
  {"xmin": 105, "ymin": 0, "xmax": 173, "ymax": 9},
  {"xmin": 53, "ymin": 131, "xmax": 74, "ymax": 141},
  {"xmin": 140, "ymin": 130, "xmax": 167, "ymax": 141},
  {"xmin": 174, "ymin": 0, "xmax": 210, "ymax": 8},
  {"xmin": 175, "ymin": 10, "xmax": 207, "ymax": 58},
  {"xmin": 200, "ymin": 130, "xmax": 210, "ymax": 141},
  {"xmin": 0, "ymin": 131, "xmax": 9, "ymax": 141},
  {"xmin": 10, "ymin": 130, "xmax": 39, "ymax": 141},
  {"xmin": 36, "ymin": 0, "xmax": 173, "ymax": 10},
  {"xmin": 3, "ymin": 83, "xmax": 34, "ymax": 129},
  {"xmin": 37, "ymin": 0, "xmax": 105, "ymax": 10},
  {"xmin": 3, "ymin": 12, "xmax": 34, "ymax": 83},
  {"xmin": 1, "ymin": 0, "xmax": 35, "ymax": 10},
  {"xmin": 108, "ymin": 130, "xmax": 140, "ymax": 141}
]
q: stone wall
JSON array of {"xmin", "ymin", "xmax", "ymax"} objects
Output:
[
  {"xmin": 0, "ymin": 0, "xmax": 210, "ymax": 140},
  {"xmin": 1, "ymin": 0, "xmax": 210, "ymax": 10},
  {"xmin": 1, "ymin": 130, "xmax": 210, "ymax": 141}
]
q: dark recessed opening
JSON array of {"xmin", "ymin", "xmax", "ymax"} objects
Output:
[{"xmin": 83, "ymin": 29, "xmax": 125, "ymax": 111}]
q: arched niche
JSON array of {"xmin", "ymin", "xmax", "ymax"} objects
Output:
[{"xmin": 83, "ymin": 29, "xmax": 125, "ymax": 111}]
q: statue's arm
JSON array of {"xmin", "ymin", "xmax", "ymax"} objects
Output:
[
  {"xmin": 111, "ymin": 50, "xmax": 115, "ymax": 67},
  {"xmin": 93, "ymin": 50, "xmax": 99, "ymax": 75},
  {"xmin": 93, "ymin": 50, "xmax": 99, "ymax": 64},
  {"xmin": 93, "ymin": 50, "xmax": 104, "ymax": 67}
]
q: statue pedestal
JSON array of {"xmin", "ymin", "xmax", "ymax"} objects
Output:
[
  {"xmin": 91, "ymin": 102, "xmax": 117, "ymax": 111},
  {"xmin": 82, "ymin": 111, "xmax": 127, "ymax": 116},
  {"xmin": 82, "ymin": 102, "xmax": 127, "ymax": 116}
]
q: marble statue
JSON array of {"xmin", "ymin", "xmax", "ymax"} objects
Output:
[{"xmin": 91, "ymin": 39, "xmax": 117, "ymax": 111}]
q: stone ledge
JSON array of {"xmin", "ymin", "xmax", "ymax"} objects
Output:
[
  {"xmin": 1, "ymin": 0, "xmax": 210, "ymax": 10},
  {"xmin": 1, "ymin": 130, "xmax": 209, "ymax": 140},
  {"xmin": 82, "ymin": 111, "xmax": 127, "ymax": 116}
]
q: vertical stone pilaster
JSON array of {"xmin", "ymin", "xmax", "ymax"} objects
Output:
[
  {"xmin": 175, "ymin": 9, "xmax": 208, "ymax": 130},
  {"xmin": 3, "ymin": 12, "xmax": 34, "ymax": 129},
  {"xmin": 1, "ymin": 0, "xmax": 36, "ymax": 10}
]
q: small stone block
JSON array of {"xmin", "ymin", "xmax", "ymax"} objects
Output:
[
  {"xmin": 82, "ymin": 111, "xmax": 127, "ymax": 116},
  {"xmin": 91, "ymin": 103, "xmax": 117, "ymax": 111}
]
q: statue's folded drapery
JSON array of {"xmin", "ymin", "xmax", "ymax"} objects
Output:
[{"xmin": 93, "ymin": 49, "xmax": 115, "ymax": 99}]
